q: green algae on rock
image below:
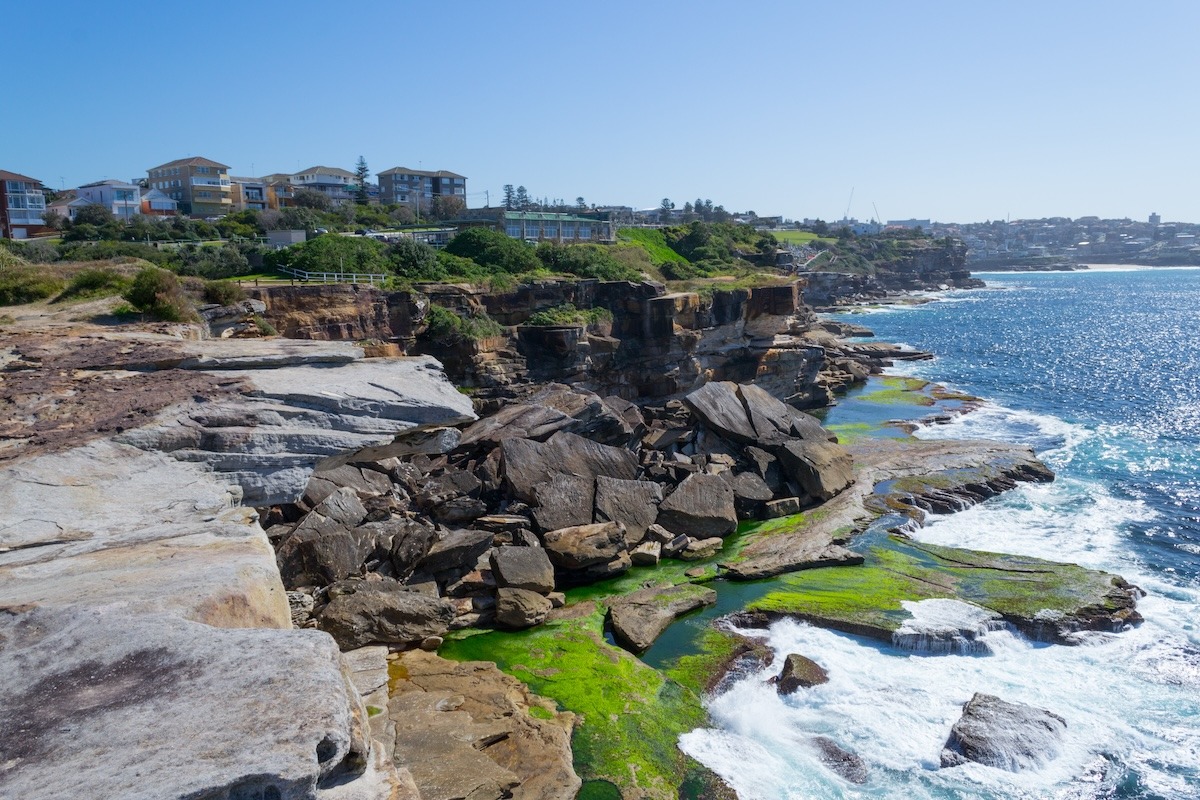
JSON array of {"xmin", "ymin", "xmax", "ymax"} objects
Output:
[
  {"xmin": 439, "ymin": 602, "xmax": 721, "ymax": 799},
  {"xmin": 736, "ymin": 534, "xmax": 1141, "ymax": 644}
]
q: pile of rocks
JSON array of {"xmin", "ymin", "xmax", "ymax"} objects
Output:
[{"xmin": 268, "ymin": 381, "xmax": 855, "ymax": 649}]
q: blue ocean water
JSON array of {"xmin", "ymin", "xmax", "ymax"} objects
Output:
[{"xmin": 681, "ymin": 267, "xmax": 1200, "ymax": 799}]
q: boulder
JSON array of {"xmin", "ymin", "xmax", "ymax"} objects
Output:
[
  {"xmin": 679, "ymin": 536, "xmax": 724, "ymax": 561},
  {"xmin": 737, "ymin": 382, "xmax": 831, "ymax": 443},
  {"xmin": 532, "ymin": 473, "xmax": 595, "ymax": 532},
  {"xmin": 417, "ymin": 528, "xmax": 495, "ymax": 576},
  {"xmin": 775, "ymin": 653, "xmax": 829, "ymax": 694},
  {"xmin": 731, "ymin": 470, "xmax": 774, "ymax": 517},
  {"xmin": 744, "ymin": 445, "xmax": 786, "ymax": 494},
  {"xmin": 813, "ymin": 737, "xmax": 867, "ymax": 784},
  {"xmin": 386, "ymin": 519, "xmax": 439, "ymax": 580},
  {"xmin": 629, "ymin": 540, "xmax": 661, "ymax": 566},
  {"xmin": 581, "ymin": 551, "xmax": 632, "ymax": 581},
  {"xmin": 682, "ymin": 381, "xmax": 760, "ymax": 444},
  {"xmin": 607, "ymin": 583, "xmax": 718, "ymax": 654},
  {"xmin": 415, "ymin": 469, "xmax": 482, "ymax": 511},
  {"xmin": 495, "ymin": 588, "xmax": 554, "ymax": 629},
  {"xmin": 763, "ymin": 497, "xmax": 801, "ymax": 518},
  {"xmin": 774, "ymin": 439, "xmax": 854, "ymax": 502},
  {"xmin": 431, "ymin": 496, "xmax": 488, "ymax": 525},
  {"xmin": 303, "ymin": 464, "xmax": 393, "ymax": 506},
  {"xmin": 541, "ymin": 522, "xmax": 626, "ymax": 570},
  {"xmin": 490, "ymin": 546, "xmax": 556, "ymax": 593},
  {"xmin": 501, "ymin": 431, "xmax": 637, "ymax": 504},
  {"xmin": 656, "ymin": 473, "xmax": 738, "ymax": 538},
  {"xmin": 593, "ymin": 476, "xmax": 664, "ymax": 544},
  {"xmin": 316, "ymin": 578, "xmax": 456, "ymax": 649},
  {"xmin": 292, "ymin": 487, "xmax": 368, "ymax": 537},
  {"xmin": 940, "ymin": 693, "xmax": 1067, "ymax": 772},
  {"xmin": 276, "ymin": 523, "xmax": 377, "ymax": 588}
]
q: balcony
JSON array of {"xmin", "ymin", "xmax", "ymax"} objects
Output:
[{"xmin": 191, "ymin": 178, "xmax": 231, "ymax": 187}]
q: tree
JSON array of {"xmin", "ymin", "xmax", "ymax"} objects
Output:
[
  {"xmin": 503, "ymin": 185, "xmax": 516, "ymax": 210},
  {"xmin": 73, "ymin": 203, "xmax": 116, "ymax": 227},
  {"xmin": 354, "ymin": 156, "xmax": 370, "ymax": 205},
  {"xmin": 278, "ymin": 234, "xmax": 389, "ymax": 275},
  {"xmin": 42, "ymin": 209, "xmax": 65, "ymax": 231},
  {"xmin": 703, "ymin": 199, "xmax": 714, "ymax": 221},
  {"xmin": 682, "ymin": 201, "xmax": 694, "ymax": 221},
  {"xmin": 576, "ymin": 196, "xmax": 586, "ymax": 210},
  {"xmin": 293, "ymin": 188, "xmax": 332, "ymax": 211},
  {"xmin": 694, "ymin": 198, "xmax": 705, "ymax": 220},
  {"xmin": 431, "ymin": 195, "xmax": 466, "ymax": 221},
  {"xmin": 515, "ymin": 186, "xmax": 531, "ymax": 210},
  {"xmin": 659, "ymin": 198, "xmax": 674, "ymax": 221},
  {"xmin": 445, "ymin": 227, "xmax": 539, "ymax": 274},
  {"xmin": 389, "ymin": 204, "xmax": 415, "ymax": 225},
  {"xmin": 388, "ymin": 238, "xmax": 439, "ymax": 279}
]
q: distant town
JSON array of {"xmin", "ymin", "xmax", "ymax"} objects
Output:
[{"xmin": 3, "ymin": 158, "xmax": 1197, "ymax": 268}]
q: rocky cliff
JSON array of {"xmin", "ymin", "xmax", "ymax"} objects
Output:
[{"xmin": 0, "ymin": 322, "xmax": 475, "ymax": 800}]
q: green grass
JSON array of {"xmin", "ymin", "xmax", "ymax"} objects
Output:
[
  {"xmin": 52, "ymin": 268, "xmax": 133, "ymax": 303},
  {"xmin": 441, "ymin": 604, "xmax": 708, "ymax": 799},
  {"xmin": 0, "ymin": 263, "xmax": 67, "ymax": 305},
  {"xmin": 770, "ymin": 230, "xmax": 837, "ymax": 246},
  {"xmin": 617, "ymin": 228, "xmax": 688, "ymax": 265},
  {"xmin": 856, "ymin": 376, "xmax": 937, "ymax": 406}
]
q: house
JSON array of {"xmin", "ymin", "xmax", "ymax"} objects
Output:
[
  {"xmin": 377, "ymin": 167, "xmax": 466, "ymax": 209},
  {"xmin": 290, "ymin": 166, "xmax": 358, "ymax": 205},
  {"xmin": 146, "ymin": 157, "xmax": 232, "ymax": 217},
  {"xmin": 260, "ymin": 173, "xmax": 295, "ymax": 209},
  {"xmin": 230, "ymin": 177, "xmax": 268, "ymax": 212},
  {"xmin": 0, "ymin": 170, "xmax": 48, "ymax": 239},
  {"xmin": 461, "ymin": 210, "xmax": 614, "ymax": 243},
  {"xmin": 77, "ymin": 180, "xmax": 142, "ymax": 220},
  {"xmin": 140, "ymin": 189, "xmax": 179, "ymax": 217}
]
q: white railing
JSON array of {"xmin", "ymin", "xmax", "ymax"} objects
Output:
[{"xmin": 277, "ymin": 266, "xmax": 388, "ymax": 286}]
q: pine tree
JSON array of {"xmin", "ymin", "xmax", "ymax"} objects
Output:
[
  {"xmin": 354, "ymin": 156, "xmax": 370, "ymax": 205},
  {"xmin": 503, "ymin": 184, "xmax": 515, "ymax": 210},
  {"xmin": 515, "ymin": 186, "xmax": 531, "ymax": 210}
]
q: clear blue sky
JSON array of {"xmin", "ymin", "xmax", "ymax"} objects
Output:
[{"xmin": 8, "ymin": 0, "xmax": 1198, "ymax": 223}]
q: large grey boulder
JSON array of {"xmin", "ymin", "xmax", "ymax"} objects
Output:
[
  {"xmin": 385, "ymin": 518, "xmax": 439, "ymax": 580},
  {"xmin": 541, "ymin": 522, "xmax": 627, "ymax": 570},
  {"xmin": 276, "ymin": 523, "xmax": 377, "ymax": 588},
  {"xmin": 501, "ymin": 431, "xmax": 637, "ymax": 504},
  {"xmin": 940, "ymin": 693, "xmax": 1067, "ymax": 772},
  {"xmin": 317, "ymin": 578, "xmax": 456, "ymax": 649},
  {"xmin": 490, "ymin": 546, "xmax": 556, "ymax": 593},
  {"xmin": 304, "ymin": 464, "xmax": 393, "ymax": 506},
  {"xmin": 607, "ymin": 583, "xmax": 718, "ymax": 654},
  {"xmin": 293, "ymin": 487, "xmax": 369, "ymax": 537},
  {"xmin": 813, "ymin": 737, "xmax": 867, "ymax": 784},
  {"xmin": 682, "ymin": 381, "xmax": 761, "ymax": 444},
  {"xmin": 656, "ymin": 473, "xmax": 738, "ymax": 538},
  {"xmin": 593, "ymin": 476, "xmax": 664, "ymax": 543},
  {"xmin": 416, "ymin": 528, "xmax": 495, "ymax": 576},
  {"xmin": 774, "ymin": 438, "xmax": 854, "ymax": 502},
  {"xmin": 495, "ymin": 587, "xmax": 554, "ymax": 629},
  {"xmin": 0, "ymin": 605, "xmax": 388, "ymax": 800},
  {"xmin": 532, "ymin": 473, "xmax": 595, "ymax": 532}
]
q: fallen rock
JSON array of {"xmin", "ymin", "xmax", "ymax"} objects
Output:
[
  {"xmin": 501, "ymin": 431, "xmax": 637, "ymax": 504},
  {"xmin": 607, "ymin": 583, "xmax": 718, "ymax": 654},
  {"xmin": 532, "ymin": 473, "xmax": 595, "ymax": 532},
  {"xmin": 680, "ymin": 536, "xmax": 724, "ymax": 561},
  {"xmin": 940, "ymin": 692, "xmax": 1067, "ymax": 772},
  {"xmin": 389, "ymin": 650, "xmax": 579, "ymax": 800},
  {"xmin": 593, "ymin": 476, "xmax": 664, "ymax": 543},
  {"xmin": 316, "ymin": 578, "xmax": 456, "ymax": 649},
  {"xmin": 416, "ymin": 528, "xmax": 495, "ymax": 576},
  {"xmin": 495, "ymin": 587, "xmax": 554, "ymax": 629},
  {"xmin": 656, "ymin": 472, "xmax": 738, "ymax": 538},
  {"xmin": 774, "ymin": 438, "xmax": 854, "ymax": 502},
  {"xmin": 541, "ymin": 521, "xmax": 626, "ymax": 570},
  {"xmin": 276, "ymin": 523, "xmax": 377, "ymax": 588},
  {"xmin": 386, "ymin": 519, "xmax": 439, "ymax": 580},
  {"xmin": 629, "ymin": 540, "xmax": 661, "ymax": 566},
  {"xmin": 775, "ymin": 653, "xmax": 829, "ymax": 694},
  {"xmin": 490, "ymin": 546, "xmax": 556, "ymax": 593},
  {"xmin": 813, "ymin": 736, "xmax": 868, "ymax": 784}
]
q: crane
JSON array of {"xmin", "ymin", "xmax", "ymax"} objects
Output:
[{"xmin": 844, "ymin": 187, "xmax": 855, "ymax": 221}]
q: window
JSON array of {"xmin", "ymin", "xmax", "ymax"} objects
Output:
[
  {"xmin": 506, "ymin": 222, "xmax": 523, "ymax": 237},
  {"xmin": 544, "ymin": 224, "xmax": 558, "ymax": 238},
  {"xmin": 562, "ymin": 223, "xmax": 575, "ymax": 239},
  {"xmin": 578, "ymin": 225, "xmax": 592, "ymax": 240}
]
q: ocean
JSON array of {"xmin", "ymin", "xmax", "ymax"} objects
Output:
[{"xmin": 678, "ymin": 267, "xmax": 1200, "ymax": 799}]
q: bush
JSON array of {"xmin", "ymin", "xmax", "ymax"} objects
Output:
[
  {"xmin": 203, "ymin": 280, "xmax": 247, "ymax": 305},
  {"xmin": 269, "ymin": 235, "xmax": 389, "ymax": 275},
  {"xmin": 526, "ymin": 303, "xmax": 613, "ymax": 327},
  {"xmin": 535, "ymin": 242, "xmax": 640, "ymax": 281},
  {"xmin": 175, "ymin": 243, "xmax": 252, "ymax": 279},
  {"xmin": 54, "ymin": 269, "xmax": 132, "ymax": 302},
  {"xmin": 0, "ymin": 264, "xmax": 66, "ymax": 305},
  {"xmin": 123, "ymin": 267, "xmax": 197, "ymax": 322},
  {"xmin": 444, "ymin": 227, "xmax": 540, "ymax": 274},
  {"xmin": 58, "ymin": 240, "xmax": 176, "ymax": 268},
  {"xmin": 423, "ymin": 303, "xmax": 504, "ymax": 343},
  {"xmin": 389, "ymin": 238, "xmax": 440, "ymax": 280}
]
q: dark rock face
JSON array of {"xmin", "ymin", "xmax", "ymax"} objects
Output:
[
  {"xmin": 316, "ymin": 578, "xmax": 456, "ymax": 648},
  {"xmin": 275, "ymin": 524, "xmax": 377, "ymax": 588},
  {"xmin": 774, "ymin": 653, "xmax": 829, "ymax": 694},
  {"xmin": 490, "ymin": 546, "xmax": 556, "ymax": 594},
  {"xmin": 501, "ymin": 431, "xmax": 638, "ymax": 504},
  {"xmin": 386, "ymin": 518, "xmax": 439, "ymax": 580},
  {"xmin": 813, "ymin": 737, "xmax": 868, "ymax": 784},
  {"xmin": 775, "ymin": 439, "xmax": 854, "ymax": 502},
  {"xmin": 417, "ymin": 529, "xmax": 495, "ymax": 576},
  {"xmin": 532, "ymin": 474, "xmax": 595, "ymax": 532},
  {"xmin": 607, "ymin": 583, "xmax": 718, "ymax": 654},
  {"xmin": 656, "ymin": 473, "xmax": 738, "ymax": 538},
  {"xmin": 594, "ymin": 476, "xmax": 663, "ymax": 543},
  {"xmin": 940, "ymin": 693, "xmax": 1067, "ymax": 772}
]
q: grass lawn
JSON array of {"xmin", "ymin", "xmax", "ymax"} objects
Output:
[{"xmin": 769, "ymin": 230, "xmax": 836, "ymax": 246}]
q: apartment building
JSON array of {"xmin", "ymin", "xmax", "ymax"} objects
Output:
[
  {"xmin": 146, "ymin": 156, "xmax": 232, "ymax": 217},
  {"xmin": 0, "ymin": 170, "xmax": 47, "ymax": 239},
  {"xmin": 230, "ymin": 177, "xmax": 268, "ymax": 212},
  {"xmin": 498, "ymin": 211, "xmax": 613, "ymax": 243},
  {"xmin": 77, "ymin": 179, "xmax": 142, "ymax": 220},
  {"xmin": 377, "ymin": 167, "xmax": 466, "ymax": 208},
  {"xmin": 291, "ymin": 166, "xmax": 358, "ymax": 205}
]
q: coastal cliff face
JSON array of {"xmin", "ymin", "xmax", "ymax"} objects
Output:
[{"xmin": 0, "ymin": 325, "xmax": 475, "ymax": 800}]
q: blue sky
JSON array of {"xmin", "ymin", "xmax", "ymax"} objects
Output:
[{"xmin": 8, "ymin": 0, "xmax": 1198, "ymax": 223}]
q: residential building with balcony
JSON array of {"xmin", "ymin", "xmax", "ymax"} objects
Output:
[
  {"xmin": 146, "ymin": 157, "xmax": 232, "ymax": 217},
  {"xmin": 291, "ymin": 166, "xmax": 358, "ymax": 205},
  {"xmin": 0, "ymin": 170, "xmax": 48, "ymax": 239},
  {"xmin": 377, "ymin": 167, "xmax": 466, "ymax": 209},
  {"xmin": 140, "ymin": 189, "xmax": 179, "ymax": 217},
  {"xmin": 77, "ymin": 179, "xmax": 142, "ymax": 220},
  {"xmin": 230, "ymin": 177, "xmax": 268, "ymax": 212},
  {"xmin": 260, "ymin": 173, "xmax": 295, "ymax": 209}
]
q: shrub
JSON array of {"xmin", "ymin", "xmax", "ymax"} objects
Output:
[
  {"xmin": 389, "ymin": 238, "xmax": 441, "ymax": 280},
  {"xmin": 445, "ymin": 227, "xmax": 540, "ymax": 274},
  {"xmin": 54, "ymin": 269, "xmax": 132, "ymax": 302},
  {"xmin": 123, "ymin": 267, "xmax": 197, "ymax": 322},
  {"xmin": 58, "ymin": 240, "xmax": 175, "ymax": 268},
  {"xmin": 203, "ymin": 280, "xmax": 247, "ymax": 305},
  {"xmin": 0, "ymin": 264, "xmax": 66, "ymax": 305},
  {"xmin": 253, "ymin": 315, "xmax": 278, "ymax": 336},
  {"xmin": 535, "ymin": 242, "xmax": 640, "ymax": 281},
  {"xmin": 423, "ymin": 303, "xmax": 504, "ymax": 343},
  {"xmin": 269, "ymin": 235, "xmax": 389, "ymax": 275},
  {"xmin": 526, "ymin": 303, "xmax": 613, "ymax": 327}
]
